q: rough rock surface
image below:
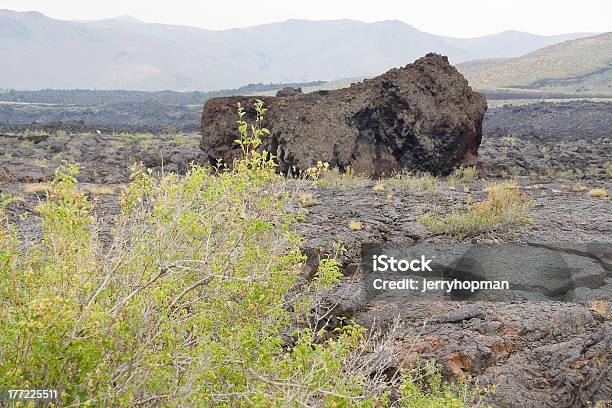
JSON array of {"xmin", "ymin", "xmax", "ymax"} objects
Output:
[
  {"xmin": 0, "ymin": 101, "xmax": 201, "ymax": 134},
  {"xmin": 480, "ymin": 135, "xmax": 611, "ymax": 178},
  {"xmin": 386, "ymin": 302, "xmax": 611, "ymax": 407},
  {"xmin": 0, "ymin": 132, "xmax": 207, "ymax": 184},
  {"xmin": 2, "ymin": 129, "xmax": 611, "ymax": 407},
  {"xmin": 484, "ymin": 101, "xmax": 612, "ymax": 141},
  {"xmin": 479, "ymin": 101, "xmax": 612, "ymax": 178},
  {"xmin": 201, "ymin": 54, "xmax": 487, "ymax": 176}
]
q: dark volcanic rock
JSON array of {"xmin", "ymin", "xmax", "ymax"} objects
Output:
[
  {"xmin": 484, "ymin": 101, "xmax": 612, "ymax": 141},
  {"xmin": 386, "ymin": 302, "xmax": 612, "ymax": 408},
  {"xmin": 201, "ymin": 54, "xmax": 488, "ymax": 177},
  {"xmin": 0, "ymin": 101, "xmax": 201, "ymax": 134},
  {"xmin": 479, "ymin": 101, "xmax": 612, "ymax": 178},
  {"xmin": 2, "ymin": 129, "xmax": 610, "ymax": 407},
  {"xmin": 275, "ymin": 87, "xmax": 303, "ymax": 97},
  {"xmin": 0, "ymin": 132, "xmax": 207, "ymax": 184}
]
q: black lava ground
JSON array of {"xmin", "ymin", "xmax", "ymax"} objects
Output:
[{"xmin": 1, "ymin": 99, "xmax": 611, "ymax": 407}]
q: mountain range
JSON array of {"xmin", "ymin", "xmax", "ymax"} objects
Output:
[{"xmin": 0, "ymin": 9, "xmax": 598, "ymax": 91}]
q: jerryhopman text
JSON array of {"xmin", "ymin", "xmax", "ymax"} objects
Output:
[{"xmin": 371, "ymin": 255, "xmax": 510, "ymax": 293}]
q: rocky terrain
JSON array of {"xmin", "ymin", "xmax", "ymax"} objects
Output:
[
  {"xmin": 0, "ymin": 101, "xmax": 202, "ymax": 134},
  {"xmin": 484, "ymin": 101, "xmax": 612, "ymax": 140},
  {"xmin": 481, "ymin": 101, "xmax": 612, "ymax": 178},
  {"xmin": 2, "ymin": 92, "xmax": 611, "ymax": 143},
  {"xmin": 2, "ymin": 174, "xmax": 611, "ymax": 407},
  {"xmin": 0, "ymin": 132, "xmax": 208, "ymax": 184},
  {"xmin": 1, "ymin": 127, "xmax": 610, "ymax": 406},
  {"xmin": 1, "ymin": 80, "xmax": 611, "ymax": 408}
]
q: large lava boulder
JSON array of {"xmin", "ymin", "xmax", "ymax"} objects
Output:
[{"xmin": 201, "ymin": 53, "xmax": 487, "ymax": 176}]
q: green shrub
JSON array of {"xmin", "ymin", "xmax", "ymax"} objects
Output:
[
  {"xmin": 0, "ymin": 102, "xmax": 373, "ymax": 406},
  {"xmin": 397, "ymin": 360, "xmax": 492, "ymax": 407}
]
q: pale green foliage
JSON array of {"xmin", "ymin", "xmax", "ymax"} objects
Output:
[
  {"xmin": 604, "ymin": 162, "xmax": 612, "ymax": 177},
  {"xmin": 314, "ymin": 256, "xmax": 343, "ymax": 288},
  {"xmin": 0, "ymin": 102, "xmax": 371, "ymax": 406},
  {"xmin": 418, "ymin": 182, "xmax": 532, "ymax": 237},
  {"xmin": 305, "ymin": 161, "xmax": 330, "ymax": 180},
  {"xmin": 397, "ymin": 360, "xmax": 493, "ymax": 407}
]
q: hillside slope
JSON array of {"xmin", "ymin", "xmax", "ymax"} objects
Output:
[
  {"xmin": 458, "ymin": 32, "xmax": 612, "ymax": 94},
  {"xmin": 444, "ymin": 30, "xmax": 594, "ymax": 60},
  {"xmin": 0, "ymin": 9, "xmax": 597, "ymax": 91}
]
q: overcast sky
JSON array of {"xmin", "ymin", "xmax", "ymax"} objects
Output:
[{"xmin": 1, "ymin": 0, "xmax": 611, "ymax": 37}]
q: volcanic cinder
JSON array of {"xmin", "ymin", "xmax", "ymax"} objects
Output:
[{"xmin": 200, "ymin": 53, "xmax": 487, "ymax": 176}]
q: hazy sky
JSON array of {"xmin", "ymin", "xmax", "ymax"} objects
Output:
[{"xmin": 1, "ymin": 0, "xmax": 611, "ymax": 37}]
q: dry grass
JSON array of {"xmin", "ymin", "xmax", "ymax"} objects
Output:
[
  {"xmin": 386, "ymin": 191, "xmax": 394, "ymax": 204},
  {"xmin": 418, "ymin": 181, "xmax": 532, "ymax": 237},
  {"xmin": 22, "ymin": 182, "xmax": 51, "ymax": 193},
  {"xmin": 447, "ymin": 166, "xmax": 478, "ymax": 184},
  {"xmin": 33, "ymin": 158, "xmax": 49, "ymax": 168},
  {"xmin": 297, "ymin": 192, "xmax": 319, "ymax": 207},
  {"xmin": 372, "ymin": 181, "xmax": 386, "ymax": 192},
  {"xmin": 556, "ymin": 169, "xmax": 575, "ymax": 179},
  {"xmin": 348, "ymin": 220, "xmax": 363, "ymax": 231},
  {"xmin": 319, "ymin": 167, "xmax": 369, "ymax": 189},
  {"xmin": 588, "ymin": 188, "xmax": 608, "ymax": 198},
  {"xmin": 84, "ymin": 185, "xmax": 117, "ymax": 196},
  {"xmin": 24, "ymin": 182, "xmax": 117, "ymax": 197},
  {"xmin": 590, "ymin": 300, "xmax": 611, "ymax": 320},
  {"xmin": 500, "ymin": 134, "xmax": 518, "ymax": 145},
  {"xmin": 387, "ymin": 172, "xmax": 439, "ymax": 195}
]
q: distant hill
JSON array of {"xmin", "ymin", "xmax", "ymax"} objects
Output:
[
  {"xmin": 443, "ymin": 30, "xmax": 594, "ymax": 60},
  {"xmin": 0, "ymin": 9, "xmax": 597, "ymax": 91},
  {"xmin": 458, "ymin": 32, "xmax": 612, "ymax": 94}
]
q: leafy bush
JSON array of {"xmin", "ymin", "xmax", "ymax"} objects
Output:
[
  {"xmin": 397, "ymin": 360, "xmax": 492, "ymax": 408},
  {"xmin": 418, "ymin": 182, "xmax": 532, "ymax": 237}
]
